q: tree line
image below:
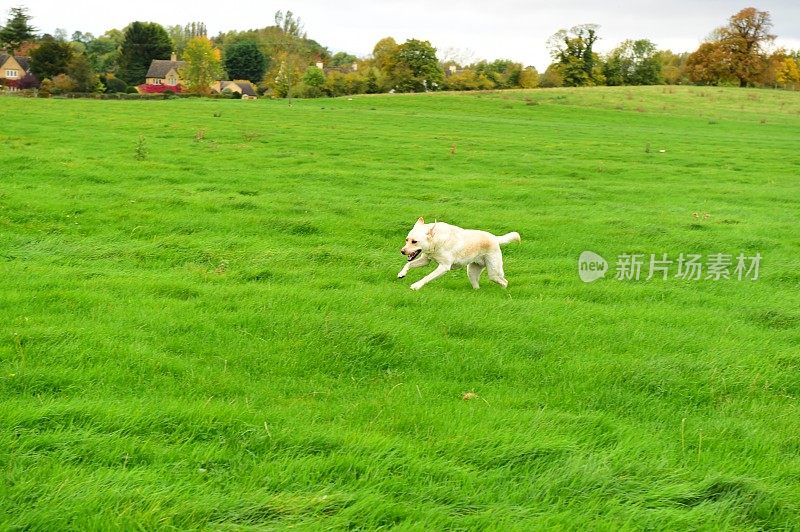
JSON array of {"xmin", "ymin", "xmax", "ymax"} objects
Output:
[{"xmin": 0, "ymin": 5, "xmax": 798, "ymax": 98}]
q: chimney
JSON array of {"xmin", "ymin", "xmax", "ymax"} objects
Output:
[
  {"xmin": 352, "ymin": 62, "xmax": 358, "ymax": 71},
  {"xmin": 171, "ymin": 52, "xmax": 177, "ymax": 62},
  {"xmin": 315, "ymin": 61, "xmax": 324, "ymax": 70},
  {"xmin": 448, "ymin": 65, "xmax": 457, "ymax": 74}
]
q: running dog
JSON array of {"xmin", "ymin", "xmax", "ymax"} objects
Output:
[{"xmin": 398, "ymin": 217, "xmax": 520, "ymax": 291}]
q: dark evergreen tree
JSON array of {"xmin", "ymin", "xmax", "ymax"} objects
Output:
[
  {"xmin": 30, "ymin": 38, "xmax": 73, "ymax": 79},
  {"xmin": 117, "ymin": 21, "xmax": 172, "ymax": 85},
  {"xmin": 0, "ymin": 7, "xmax": 36, "ymax": 54},
  {"xmin": 224, "ymin": 40, "xmax": 268, "ymax": 82}
]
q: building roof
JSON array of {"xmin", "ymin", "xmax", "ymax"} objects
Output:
[
  {"xmin": 0, "ymin": 54, "xmax": 31, "ymax": 71},
  {"xmin": 146, "ymin": 59, "xmax": 185, "ymax": 79},
  {"xmin": 233, "ymin": 81, "xmax": 257, "ymax": 96},
  {"xmin": 220, "ymin": 80, "xmax": 257, "ymax": 96}
]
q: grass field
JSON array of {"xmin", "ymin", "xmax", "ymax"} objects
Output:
[{"xmin": 1, "ymin": 86, "xmax": 799, "ymax": 529}]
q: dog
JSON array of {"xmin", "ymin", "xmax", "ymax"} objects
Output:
[{"xmin": 398, "ymin": 217, "xmax": 520, "ymax": 291}]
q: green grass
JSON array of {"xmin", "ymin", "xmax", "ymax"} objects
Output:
[{"xmin": 1, "ymin": 86, "xmax": 799, "ymax": 529}]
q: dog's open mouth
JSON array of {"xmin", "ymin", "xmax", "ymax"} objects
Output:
[{"xmin": 407, "ymin": 249, "xmax": 422, "ymax": 262}]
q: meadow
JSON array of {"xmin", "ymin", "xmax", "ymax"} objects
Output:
[{"xmin": 1, "ymin": 85, "xmax": 799, "ymax": 529}]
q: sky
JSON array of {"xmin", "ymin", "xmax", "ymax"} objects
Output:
[{"xmin": 9, "ymin": 1, "xmax": 800, "ymax": 71}]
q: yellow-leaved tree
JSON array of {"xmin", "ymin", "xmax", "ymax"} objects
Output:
[
  {"xmin": 776, "ymin": 57, "xmax": 800, "ymax": 89},
  {"xmin": 181, "ymin": 37, "xmax": 223, "ymax": 95}
]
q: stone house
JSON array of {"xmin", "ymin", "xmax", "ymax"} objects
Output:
[
  {"xmin": 0, "ymin": 54, "xmax": 31, "ymax": 90},
  {"xmin": 145, "ymin": 53, "xmax": 185, "ymax": 87}
]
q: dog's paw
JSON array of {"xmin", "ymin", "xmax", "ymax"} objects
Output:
[
  {"xmin": 410, "ymin": 282, "xmax": 423, "ymax": 291},
  {"xmin": 397, "ymin": 272, "xmax": 406, "ymax": 279}
]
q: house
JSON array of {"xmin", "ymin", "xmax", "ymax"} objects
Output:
[
  {"xmin": 212, "ymin": 80, "xmax": 258, "ymax": 99},
  {"xmin": 0, "ymin": 53, "xmax": 31, "ymax": 90},
  {"xmin": 145, "ymin": 53, "xmax": 185, "ymax": 88}
]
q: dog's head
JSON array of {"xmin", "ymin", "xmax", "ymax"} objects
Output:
[{"xmin": 400, "ymin": 217, "xmax": 434, "ymax": 261}]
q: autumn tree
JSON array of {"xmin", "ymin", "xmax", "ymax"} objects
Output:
[
  {"xmin": 720, "ymin": 7, "xmax": 775, "ymax": 87},
  {"xmin": 181, "ymin": 36, "xmax": 223, "ymax": 94},
  {"xmin": 0, "ymin": 6, "xmax": 36, "ymax": 54},
  {"xmin": 266, "ymin": 50, "xmax": 304, "ymax": 98},
  {"xmin": 763, "ymin": 50, "xmax": 800, "ymax": 89},
  {"xmin": 688, "ymin": 7, "xmax": 775, "ymax": 87},
  {"xmin": 372, "ymin": 37, "xmax": 398, "ymax": 73},
  {"xmin": 547, "ymin": 25, "xmax": 604, "ymax": 86},
  {"xmin": 659, "ymin": 50, "xmax": 689, "ymax": 85},
  {"xmin": 118, "ymin": 21, "xmax": 172, "ymax": 84},
  {"xmin": 776, "ymin": 57, "xmax": 800, "ymax": 88}
]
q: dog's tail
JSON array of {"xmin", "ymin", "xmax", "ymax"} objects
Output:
[{"xmin": 496, "ymin": 231, "xmax": 521, "ymax": 245}]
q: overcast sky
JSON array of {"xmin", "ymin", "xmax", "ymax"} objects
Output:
[{"xmin": 10, "ymin": 1, "xmax": 800, "ymax": 70}]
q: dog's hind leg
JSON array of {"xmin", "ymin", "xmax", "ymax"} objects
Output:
[
  {"xmin": 485, "ymin": 253, "xmax": 508, "ymax": 288},
  {"xmin": 467, "ymin": 263, "xmax": 483, "ymax": 289}
]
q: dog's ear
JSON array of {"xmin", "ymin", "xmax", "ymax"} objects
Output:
[
  {"xmin": 415, "ymin": 216, "xmax": 425, "ymax": 226},
  {"xmin": 427, "ymin": 223, "xmax": 435, "ymax": 239}
]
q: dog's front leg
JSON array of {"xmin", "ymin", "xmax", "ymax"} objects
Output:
[
  {"xmin": 410, "ymin": 263, "xmax": 451, "ymax": 291},
  {"xmin": 398, "ymin": 256, "xmax": 430, "ymax": 278}
]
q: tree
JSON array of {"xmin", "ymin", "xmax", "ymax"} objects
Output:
[
  {"xmin": 518, "ymin": 67, "xmax": 539, "ymax": 88},
  {"xmin": 118, "ymin": 21, "xmax": 173, "ymax": 85},
  {"xmin": 224, "ymin": 40, "xmax": 267, "ymax": 82},
  {"xmin": 776, "ymin": 57, "xmax": 800, "ymax": 88},
  {"xmin": 67, "ymin": 53, "xmax": 100, "ymax": 92},
  {"xmin": 0, "ymin": 6, "xmax": 36, "ymax": 54},
  {"xmin": 50, "ymin": 73, "xmax": 76, "ymax": 94},
  {"xmin": 372, "ymin": 37, "xmax": 398, "ymax": 74},
  {"xmin": 329, "ymin": 51, "xmax": 357, "ymax": 67},
  {"xmin": 302, "ymin": 64, "xmax": 325, "ymax": 97},
  {"xmin": 659, "ymin": 50, "xmax": 689, "ymax": 85},
  {"xmin": 538, "ymin": 63, "xmax": 563, "ymax": 88},
  {"xmin": 719, "ymin": 7, "xmax": 774, "ymax": 87},
  {"xmin": 30, "ymin": 38, "xmax": 73, "ymax": 79},
  {"xmin": 180, "ymin": 36, "xmax": 223, "ymax": 94},
  {"xmin": 167, "ymin": 22, "xmax": 207, "ymax": 56},
  {"xmin": 442, "ymin": 68, "xmax": 494, "ymax": 91},
  {"xmin": 688, "ymin": 8, "xmax": 775, "ymax": 87},
  {"xmin": 391, "ymin": 39, "xmax": 443, "ymax": 92},
  {"xmin": 548, "ymin": 25, "xmax": 603, "ymax": 86},
  {"xmin": 267, "ymin": 51, "xmax": 304, "ymax": 98},
  {"xmin": 274, "ymin": 10, "xmax": 304, "ymax": 38},
  {"xmin": 603, "ymin": 39, "xmax": 662, "ymax": 86},
  {"xmin": 685, "ymin": 41, "xmax": 734, "ymax": 85},
  {"xmin": 85, "ymin": 31, "xmax": 122, "ymax": 74}
]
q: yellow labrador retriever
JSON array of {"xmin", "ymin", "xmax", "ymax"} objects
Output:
[{"xmin": 399, "ymin": 217, "xmax": 520, "ymax": 290}]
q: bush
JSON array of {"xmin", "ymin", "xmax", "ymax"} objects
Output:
[
  {"xmin": 51, "ymin": 73, "xmax": 76, "ymax": 94},
  {"xmin": 104, "ymin": 76, "xmax": 127, "ymax": 93},
  {"xmin": 126, "ymin": 85, "xmax": 139, "ymax": 94}
]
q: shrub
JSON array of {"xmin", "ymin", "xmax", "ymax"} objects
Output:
[
  {"xmin": 138, "ymin": 83, "xmax": 183, "ymax": 94},
  {"xmin": 104, "ymin": 76, "xmax": 127, "ymax": 93},
  {"xmin": 51, "ymin": 73, "xmax": 76, "ymax": 94}
]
